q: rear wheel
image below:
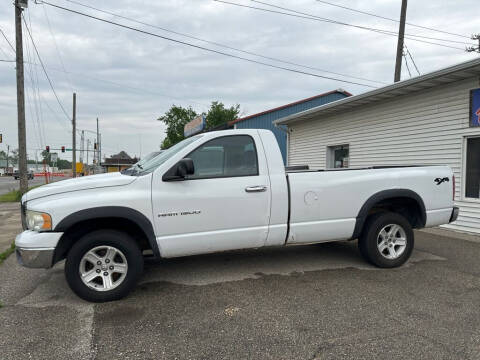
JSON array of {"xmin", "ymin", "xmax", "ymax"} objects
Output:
[
  {"xmin": 358, "ymin": 212, "xmax": 414, "ymax": 268},
  {"xmin": 65, "ymin": 230, "xmax": 144, "ymax": 302}
]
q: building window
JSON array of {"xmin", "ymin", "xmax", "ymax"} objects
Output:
[
  {"xmin": 327, "ymin": 145, "xmax": 349, "ymax": 168},
  {"xmin": 465, "ymin": 137, "xmax": 480, "ymax": 199}
]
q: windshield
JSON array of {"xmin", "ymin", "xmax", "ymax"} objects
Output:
[
  {"xmin": 128, "ymin": 135, "xmax": 203, "ymax": 176},
  {"xmin": 136, "ymin": 151, "xmax": 161, "ymax": 167}
]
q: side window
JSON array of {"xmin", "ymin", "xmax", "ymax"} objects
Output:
[
  {"xmin": 187, "ymin": 136, "xmax": 258, "ymax": 179},
  {"xmin": 327, "ymin": 144, "xmax": 349, "ymax": 168}
]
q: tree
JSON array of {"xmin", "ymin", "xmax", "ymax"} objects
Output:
[
  {"xmin": 56, "ymin": 159, "xmax": 72, "ymax": 170},
  {"xmin": 9, "ymin": 149, "xmax": 19, "ymax": 164},
  {"xmin": 205, "ymin": 101, "xmax": 240, "ymax": 130},
  {"xmin": 158, "ymin": 105, "xmax": 197, "ymax": 149},
  {"xmin": 39, "ymin": 150, "xmax": 71, "ymax": 169},
  {"xmin": 158, "ymin": 101, "xmax": 241, "ymax": 149},
  {"xmin": 41, "ymin": 150, "xmax": 50, "ymax": 163}
]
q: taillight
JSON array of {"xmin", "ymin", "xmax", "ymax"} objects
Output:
[{"xmin": 452, "ymin": 175, "xmax": 455, "ymax": 201}]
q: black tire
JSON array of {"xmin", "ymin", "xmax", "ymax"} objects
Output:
[
  {"xmin": 65, "ymin": 230, "xmax": 144, "ymax": 302},
  {"xmin": 358, "ymin": 212, "xmax": 414, "ymax": 268}
]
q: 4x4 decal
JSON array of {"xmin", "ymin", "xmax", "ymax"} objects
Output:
[{"xmin": 434, "ymin": 177, "xmax": 449, "ymax": 185}]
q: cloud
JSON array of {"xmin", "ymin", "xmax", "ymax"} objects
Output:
[{"xmin": 0, "ymin": 0, "xmax": 477, "ymax": 161}]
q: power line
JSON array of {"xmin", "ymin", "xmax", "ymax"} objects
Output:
[
  {"xmin": 251, "ymin": 0, "xmax": 472, "ymax": 46},
  {"xmin": 0, "ymin": 51, "xmax": 210, "ymax": 109},
  {"xmin": 41, "ymin": 2, "xmax": 75, "ymax": 92},
  {"xmin": 403, "ymin": 51, "xmax": 412, "ymax": 78},
  {"xmin": 213, "ymin": 0, "xmax": 468, "ymax": 51},
  {"xmin": 36, "ymin": 91, "xmax": 72, "ymax": 133},
  {"xmin": 8, "ymin": 55, "xmax": 211, "ymax": 109},
  {"xmin": 0, "ymin": 45, "xmax": 11, "ymax": 59},
  {"xmin": 58, "ymin": 0, "xmax": 385, "ymax": 85},
  {"xmin": 26, "ymin": 10, "xmax": 48, "ymax": 150},
  {"xmin": 25, "ymin": 60, "xmax": 211, "ymax": 108},
  {"xmin": 22, "ymin": 14, "xmax": 71, "ymax": 122},
  {"xmin": 38, "ymin": 0, "xmax": 378, "ymax": 88},
  {"xmin": 315, "ymin": 0, "xmax": 470, "ymax": 39},
  {"xmin": 23, "ymin": 19, "xmax": 44, "ymax": 150},
  {"xmin": 27, "ymin": 10, "xmax": 48, "ymax": 149},
  {"xmin": 0, "ymin": 28, "xmax": 16, "ymax": 52},
  {"xmin": 404, "ymin": 44, "xmax": 420, "ymax": 75},
  {"xmin": 250, "ymin": 0, "xmax": 475, "ymax": 48}
]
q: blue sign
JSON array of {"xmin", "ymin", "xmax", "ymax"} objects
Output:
[
  {"xmin": 184, "ymin": 115, "xmax": 206, "ymax": 137},
  {"xmin": 471, "ymin": 88, "xmax": 480, "ymax": 127}
]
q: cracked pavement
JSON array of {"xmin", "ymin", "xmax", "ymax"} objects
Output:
[{"xmin": 0, "ymin": 204, "xmax": 479, "ymax": 359}]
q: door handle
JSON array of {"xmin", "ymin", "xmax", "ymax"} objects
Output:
[{"xmin": 245, "ymin": 185, "xmax": 267, "ymax": 193}]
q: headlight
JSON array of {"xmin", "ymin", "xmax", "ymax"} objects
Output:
[{"xmin": 26, "ymin": 210, "xmax": 52, "ymax": 232}]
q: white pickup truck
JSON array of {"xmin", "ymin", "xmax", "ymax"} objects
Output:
[{"xmin": 16, "ymin": 129, "xmax": 458, "ymax": 302}]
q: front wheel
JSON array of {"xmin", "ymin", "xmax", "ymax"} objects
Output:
[
  {"xmin": 358, "ymin": 212, "xmax": 414, "ymax": 268},
  {"xmin": 65, "ymin": 230, "xmax": 144, "ymax": 302}
]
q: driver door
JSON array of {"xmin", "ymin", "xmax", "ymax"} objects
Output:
[{"xmin": 152, "ymin": 134, "xmax": 271, "ymax": 258}]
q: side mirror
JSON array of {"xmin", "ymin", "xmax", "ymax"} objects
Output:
[{"xmin": 162, "ymin": 158, "xmax": 195, "ymax": 181}]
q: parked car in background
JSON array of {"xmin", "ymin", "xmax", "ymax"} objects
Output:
[
  {"xmin": 14, "ymin": 170, "xmax": 34, "ymax": 180},
  {"xmin": 15, "ymin": 130, "xmax": 458, "ymax": 302}
]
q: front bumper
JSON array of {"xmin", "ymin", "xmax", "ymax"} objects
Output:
[
  {"xmin": 16, "ymin": 247, "xmax": 55, "ymax": 269},
  {"xmin": 449, "ymin": 206, "xmax": 459, "ymax": 223},
  {"xmin": 15, "ymin": 230, "xmax": 63, "ymax": 269}
]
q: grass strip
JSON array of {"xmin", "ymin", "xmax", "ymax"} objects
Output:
[
  {"xmin": 0, "ymin": 243, "xmax": 15, "ymax": 266},
  {"xmin": 0, "ymin": 185, "xmax": 42, "ymax": 203}
]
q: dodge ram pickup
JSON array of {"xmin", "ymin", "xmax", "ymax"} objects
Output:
[{"xmin": 15, "ymin": 129, "xmax": 459, "ymax": 302}]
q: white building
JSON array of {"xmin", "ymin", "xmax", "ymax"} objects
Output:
[{"xmin": 276, "ymin": 58, "xmax": 480, "ymax": 234}]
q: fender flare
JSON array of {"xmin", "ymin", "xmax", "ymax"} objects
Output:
[
  {"xmin": 55, "ymin": 206, "xmax": 160, "ymax": 258},
  {"xmin": 351, "ymin": 189, "xmax": 426, "ymax": 239}
]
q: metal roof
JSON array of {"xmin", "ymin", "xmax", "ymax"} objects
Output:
[
  {"xmin": 275, "ymin": 58, "xmax": 480, "ymax": 126},
  {"xmin": 231, "ymin": 89, "xmax": 352, "ymax": 125}
]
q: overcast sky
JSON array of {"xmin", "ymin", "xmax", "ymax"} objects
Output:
[{"xmin": 0, "ymin": 0, "xmax": 478, "ymax": 162}]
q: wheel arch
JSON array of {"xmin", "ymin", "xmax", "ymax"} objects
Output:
[
  {"xmin": 53, "ymin": 206, "xmax": 160, "ymax": 264},
  {"xmin": 351, "ymin": 189, "xmax": 426, "ymax": 240}
]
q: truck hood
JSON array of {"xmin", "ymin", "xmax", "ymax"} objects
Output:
[{"xmin": 24, "ymin": 172, "xmax": 137, "ymax": 202}]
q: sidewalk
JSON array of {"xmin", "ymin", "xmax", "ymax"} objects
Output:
[{"xmin": 0, "ymin": 203, "xmax": 21, "ymax": 256}]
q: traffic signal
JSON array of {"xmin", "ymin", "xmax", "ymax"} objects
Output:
[
  {"xmin": 46, "ymin": 146, "xmax": 50, "ymax": 153},
  {"xmin": 61, "ymin": 146, "xmax": 65, "ymax": 153},
  {"xmin": 94, "ymin": 143, "xmax": 97, "ymax": 150},
  {"xmin": 0, "ymin": 134, "xmax": 2, "ymax": 143}
]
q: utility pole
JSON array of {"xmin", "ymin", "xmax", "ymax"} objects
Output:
[
  {"xmin": 6, "ymin": 145, "xmax": 10, "ymax": 174},
  {"xmin": 80, "ymin": 130, "xmax": 85, "ymax": 164},
  {"xmin": 99, "ymin": 133, "xmax": 102, "ymax": 168},
  {"xmin": 96, "ymin": 117, "xmax": 100, "ymax": 170},
  {"xmin": 72, "ymin": 92, "xmax": 76, "ymax": 178},
  {"xmin": 86, "ymin": 139, "xmax": 90, "ymax": 169},
  {"xmin": 15, "ymin": 0, "xmax": 28, "ymax": 193},
  {"xmin": 394, "ymin": 0, "xmax": 408, "ymax": 82}
]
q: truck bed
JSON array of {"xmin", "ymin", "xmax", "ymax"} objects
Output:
[{"xmin": 285, "ymin": 165, "xmax": 453, "ymax": 245}]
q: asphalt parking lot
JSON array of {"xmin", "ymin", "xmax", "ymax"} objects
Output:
[{"xmin": 1, "ymin": 204, "xmax": 480, "ymax": 359}]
